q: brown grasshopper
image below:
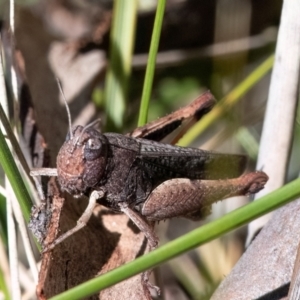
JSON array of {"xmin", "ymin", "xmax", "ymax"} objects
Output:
[{"xmin": 30, "ymin": 90, "xmax": 268, "ymax": 254}]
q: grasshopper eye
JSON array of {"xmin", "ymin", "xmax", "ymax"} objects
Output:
[
  {"xmin": 84, "ymin": 138, "xmax": 102, "ymax": 161},
  {"xmin": 87, "ymin": 138, "xmax": 101, "ymax": 149}
]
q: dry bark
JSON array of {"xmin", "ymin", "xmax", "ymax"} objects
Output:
[{"xmin": 211, "ymin": 198, "xmax": 300, "ymax": 300}]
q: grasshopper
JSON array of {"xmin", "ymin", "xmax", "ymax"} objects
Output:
[{"xmin": 30, "ymin": 90, "xmax": 268, "ymax": 253}]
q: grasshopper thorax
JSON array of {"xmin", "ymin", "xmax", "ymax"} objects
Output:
[{"xmin": 57, "ymin": 125, "xmax": 108, "ymax": 196}]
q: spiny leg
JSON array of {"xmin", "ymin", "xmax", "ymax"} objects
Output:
[
  {"xmin": 43, "ymin": 190, "xmax": 104, "ymax": 252},
  {"xmin": 118, "ymin": 203, "xmax": 160, "ymax": 295},
  {"xmin": 118, "ymin": 202, "xmax": 158, "ymax": 249}
]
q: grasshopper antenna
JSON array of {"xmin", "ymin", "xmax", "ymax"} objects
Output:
[
  {"xmin": 56, "ymin": 78, "xmax": 73, "ymax": 139},
  {"xmin": 77, "ymin": 118, "xmax": 101, "ymax": 145}
]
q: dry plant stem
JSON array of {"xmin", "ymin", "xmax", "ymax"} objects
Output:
[
  {"xmin": 19, "ymin": 263, "xmax": 36, "ymax": 299},
  {"xmin": 5, "ymin": 1, "xmax": 31, "ymax": 295},
  {"xmin": 132, "ymin": 31, "xmax": 276, "ymax": 69},
  {"xmin": 212, "ymin": 1, "xmax": 300, "ymax": 298},
  {"xmin": 9, "ymin": 0, "xmax": 19, "ymax": 130},
  {"xmin": 6, "ymin": 181, "xmax": 21, "ymax": 300},
  {"xmin": 10, "ymin": 188, "xmax": 38, "ymax": 282},
  {"xmin": 9, "ymin": 0, "xmax": 17, "ymax": 96},
  {"xmin": 2, "ymin": 20, "xmax": 38, "ymax": 289},
  {"xmin": 1, "ymin": 42, "xmax": 30, "ymax": 180},
  {"xmin": 247, "ymin": 0, "xmax": 300, "ymax": 243},
  {"xmin": 288, "ymin": 240, "xmax": 300, "ymax": 300},
  {"xmin": 289, "ymin": 177, "xmax": 300, "ymax": 300},
  {"xmin": 0, "ymin": 102, "xmax": 31, "ymax": 177},
  {"xmin": 0, "ymin": 36, "xmax": 32, "ymax": 182}
]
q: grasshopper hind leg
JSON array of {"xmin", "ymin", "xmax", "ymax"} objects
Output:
[
  {"xmin": 118, "ymin": 202, "xmax": 158, "ymax": 249},
  {"xmin": 118, "ymin": 203, "xmax": 161, "ymax": 296}
]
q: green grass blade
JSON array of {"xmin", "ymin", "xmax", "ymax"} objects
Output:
[
  {"xmin": 178, "ymin": 54, "xmax": 275, "ymax": 146},
  {"xmin": 104, "ymin": 0, "xmax": 138, "ymax": 131},
  {"xmin": 0, "ymin": 126, "xmax": 32, "ymax": 222},
  {"xmin": 50, "ymin": 177, "xmax": 300, "ymax": 300},
  {"xmin": 0, "ymin": 262, "xmax": 10, "ymax": 300},
  {"xmin": 137, "ymin": 0, "xmax": 166, "ymax": 126},
  {"xmin": 0, "ymin": 192, "xmax": 7, "ymax": 245},
  {"xmin": 0, "ymin": 103, "xmax": 31, "ymax": 177}
]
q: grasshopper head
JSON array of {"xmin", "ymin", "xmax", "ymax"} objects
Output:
[{"xmin": 56, "ymin": 125, "xmax": 108, "ymax": 196}]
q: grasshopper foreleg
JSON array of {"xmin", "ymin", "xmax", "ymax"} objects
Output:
[{"xmin": 43, "ymin": 189, "xmax": 104, "ymax": 252}]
